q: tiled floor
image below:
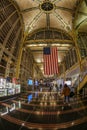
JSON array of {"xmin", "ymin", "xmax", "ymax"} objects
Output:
[{"xmin": 0, "ymin": 89, "xmax": 87, "ymax": 130}]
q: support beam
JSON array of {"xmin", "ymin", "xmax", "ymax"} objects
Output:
[
  {"xmin": 25, "ymin": 11, "xmax": 43, "ymax": 32},
  {"xmin": 55, "ymin": 6, "xmax": 73, "ymax": 14},
  {"xmin": 46, "ymin": 13, "xmax": 50, "ymax": 29},
  {"xmin": 25, "ymin": 39, "xmax": 73, "ymax": 44},
  {"xmin": 75, "ymin": 18, "xmax": 87, "ymax": 30},
  {"xmin": 52, "ymin": 0, "xmax": 61, "ymax": 3},
  {"xmin": 53, "ymin": 10, "xmax": 71, "ymax": 31},
  {"xmin": 21, "ymin": 6, "xmax": 39, "ymax": 13},
  {"xmin": 32, "ymin": 49, "xmax": 68, "ymax": 52},
  {"xmin": 15, "ymin": 12, "xmax": 43, "ymax": 78}
]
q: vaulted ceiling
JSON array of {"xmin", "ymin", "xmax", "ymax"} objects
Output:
[{"xmin": 14, "ymin": 0, "xmax": 87, "ymax": 75}]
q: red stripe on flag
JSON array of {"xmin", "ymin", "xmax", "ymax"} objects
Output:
[{"xmin": 43, "ymin": 47, "xmax": 58, "ymax": 76}]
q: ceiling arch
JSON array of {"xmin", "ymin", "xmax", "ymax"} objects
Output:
[
  {"xmin": 13, "ymin": 0, "xmax": 86, "ymax": 74},
  {"xmin": 26, "ymin": 28, "xmax": 73, "ymax": 40},
  {"xmin": 74, "ymin": 0, "xmax": 87, "ymax": 31},
  {"xmin": 14, "ymin": 0, "xmax": 84, "ymax": 34}
]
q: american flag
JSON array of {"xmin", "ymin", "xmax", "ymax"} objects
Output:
[{"xmin": 43, "ymin": 47, "xmax": 58, "ymax": 76}]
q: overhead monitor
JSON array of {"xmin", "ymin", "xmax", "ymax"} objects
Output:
[
  {"xmin": 64, "ymin": 80, "xmax": 72, "ymax": 86},
  {"xmin": 28, "ymin": 79, "xmax": 33, "ymax": 86}
]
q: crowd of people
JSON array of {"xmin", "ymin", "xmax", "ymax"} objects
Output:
[{"xmin": 49, "ymin": 83, "xmax": 75, "ymax": 103}]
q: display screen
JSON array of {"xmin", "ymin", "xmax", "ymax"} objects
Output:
[
  {"xmin": 28, "ymin": 79, "xmax": 33, "ymax": 85},
  {"xmin": 28, "ymin": 94, "xmax": 32, "ymax": 102},
  {"xmin": 64, "ymin": 80, "xmax": 71, "ymax": 86},
  {"xmin": 8, "ymin": 88, "xmax": 15, "ymax": 95}
]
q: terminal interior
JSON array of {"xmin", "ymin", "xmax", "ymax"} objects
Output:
[{"xmin": 0, "ymin": 0, "xmax": 87, "ymax": 130}]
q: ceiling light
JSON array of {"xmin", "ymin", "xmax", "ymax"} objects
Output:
[
  {"xmin": 27, "ymin": 44, "xmax": 37, "ymax": 47},
  {"xmin": 40, "ymin": 67, "xmax": 43, "ymax": 70},
  {"xmin": 36, "ymin": 59, "xmax": 41, "ymax": 63}
]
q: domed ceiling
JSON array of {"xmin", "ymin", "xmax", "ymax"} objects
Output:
[{"xmin": 14, "ymin": 0, "xmax": 87, "ymax": 75}]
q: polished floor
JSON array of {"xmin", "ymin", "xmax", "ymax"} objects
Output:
[{"xmin": 0, "ymin": 88, "xmax": 87, "ymax": 130}]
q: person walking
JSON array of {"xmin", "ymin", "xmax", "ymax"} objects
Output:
[{"xmin": 62, "ymin": 84, "xmax": 70, "ymax": 103}]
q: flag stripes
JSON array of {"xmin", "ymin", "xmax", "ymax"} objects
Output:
[{"xmin": 43, "ymin": 47, "xmax": 58, "ymax": 76}]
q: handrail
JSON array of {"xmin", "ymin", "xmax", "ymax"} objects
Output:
[
  {"xmin": 71, "ymin": 57, "xmax": 87, "ymax": 91},
  {"xmin": 73, "ymin": 72, "xmax": 87, "ymax": 92},
  {"xmin": 77, "ymin": 74, "xmax": 87, "ymax": 91}
]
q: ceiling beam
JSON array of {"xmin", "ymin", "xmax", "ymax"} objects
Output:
[
  {"xmin": 32, "ymin": 50, "xmax": 68, "ymax": 52},
  {"xmin": 56, "ymin": 7, "xmax": 87, "ymax": 16},
  {"xmin": 78, "ymin": 11, "xmax": 87, "ymax": 16},
  {"xmin": 53, "ymin": 10, "xmax": 71, "ymax": 30},
  {"xmin": 52, "ymin": 0, "xmax": 61, "ymax": 3},
  {"xmin": 46, "ymin": 13, "xmax": 50, "ymax": 29},
  {"xmin": 36, "ymin": 0, "xmax": 42, "ymax": 3},
  {"xmin": 75, "ymin": 18, "xmax": 87, "ymax": 30},
  {"xmin": 55, "ymin": 6, "xmax": 73, "ymax": 14},
  {"xmin": 73, "ymin": 0, "xmax": 83, "ymax": 27},
  {"xmin": 21, "ymin": 6, "xmax": 39, "ymax": 13},
  {"xmin": 85, "ymin": 0, "xmax": 87, "ymax": 5},
  {"xmin": 25, "ymin": 39, "xmax": 73, "ymax": 44},
  {"xmin": 25, "ymin": 11, "xmax": 43, "ymax": 33},
  {"xmin": 55, "ymin": 6, "xmax": 87, "ymax": 31}
]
